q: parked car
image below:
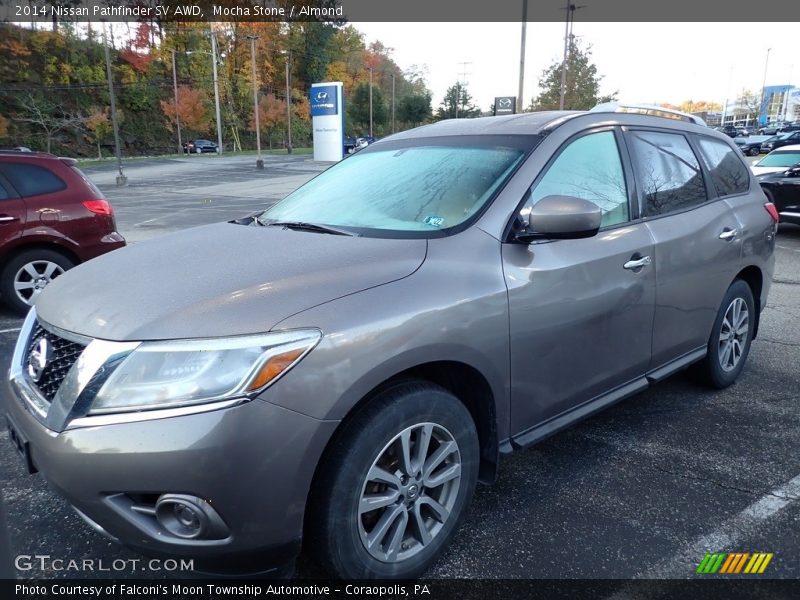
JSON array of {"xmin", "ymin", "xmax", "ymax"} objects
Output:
[
  {"xmin": 736, "ymin": 128, "xmax": 750, "ymax": 137},
  {"xmin": 6, "ymin": 110, "xmax": 776, "ymax": 579},
  {"xmin": 0, "ymin": 152, "xmax": 125, "ymax": 313},
  {"xmin": 343, "ymin": 136, "xmax": 357, "ymax": 155},
  {"xmin": 757, "ymin": 161, "xmax": 800, "ymax": 226},
  {"xmin": 349, "ymin": 136, "xmax": 377, "ymax": 153},
  {"xmin": 751, "ymin": 145, "xmax": 800, "ymax": 176},
  {"xmin": 778, "ymin": 122, "xmax": 800, "ymax": 134},
  {"xmin": 760, "ymin": 132, "xmax": 800, "ymax": 155},
  {"xmin": 182, "ymin": 139, "xmax": 219, "ymax": 154},
  {"xmin": 734, "ymin": 135, "xmax": 769, "ymax": 156},
  {"xmin": 758, "ymin": 123, "xmax": 784, "ymax": 135},
  {"xmin": 716, "ymin": 125, "xmax": 739, "ymax": 138}
]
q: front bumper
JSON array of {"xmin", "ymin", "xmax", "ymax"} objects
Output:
[{"xmin": 5, "ymin": 379, "xmax": 338, "ymax": 571}]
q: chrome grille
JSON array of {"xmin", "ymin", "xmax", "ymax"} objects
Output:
[{"xmin": 25, "ymin": 323, "xmax": 86, "ymax": 402}]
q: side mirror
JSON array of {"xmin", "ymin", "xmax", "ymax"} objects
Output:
[
  {"xmin": 786, "ymin": 166, "xmax": 800, "ymax": 177},
  {"xmin": 517, "ymin": 195, "xmax": 602, "ymax": 242}
]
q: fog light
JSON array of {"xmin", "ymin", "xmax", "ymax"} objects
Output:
[{"xmin": 154, "ymin": 494, "xmax": 228, "ymax": 540}]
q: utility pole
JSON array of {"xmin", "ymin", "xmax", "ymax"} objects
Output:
[
  {"xmin": 247, "ymin": 35, "xmax": 263, "ymax": 169},
  {"xmin": 171, "ymin": 49, "xmax": 182, "ymax": 155},
  {"xmin": 210, "ymin": 31, "xmax": 223, "ymax": 154},
  {"xmin": 518, "ymin": 0, "xmax": 527, "ymax": 114},
  {"xmin": 369, "ymin": 67, "xmax": 373, "ymax": 137},
  {"xmin": 759, "ymin": 48, "xmax": 772, "ymax": 127},
  {"xmin": 456, "ymin": 62, "xmax": 472, "ymax": 119},
  {"xmin": 391, "ymin": 74, "xmax": 396, "ymax": 133},
  {"xmin": 559, "ymin": 0, "xmax": 571, "ymax": 110},
  {"xmin": 285, "ymin": 51, "xmax": 292, "ymax": 154},
  {"xmin": 102, "ymin": 22, "xmax": 126, "ymax": 185}
]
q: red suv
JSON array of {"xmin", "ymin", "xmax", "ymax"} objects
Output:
[{"xmin": 0, "ymin": 152, "xmax": 125, "ymax": 313}]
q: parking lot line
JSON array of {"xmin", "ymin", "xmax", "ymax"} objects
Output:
[
  {"xmin": 636, "ymin": 473, "xmax": 800, "ymax": 579},
  {"xmin": 0, "ymin": 328, "xmax": 20, "ymax": 334}
]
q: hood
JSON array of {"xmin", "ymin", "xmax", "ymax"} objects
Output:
[
  {"xmin": 36, "ymin": 222, "xmax": 427, "ymax": 341},
  {"xmin": 752, "ymin": 165, "xmax": 789, "ymax": 176}
]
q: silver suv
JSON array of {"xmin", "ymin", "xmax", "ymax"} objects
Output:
[{"xmin": 5, "ymin": 110, "xmax": 777, "ymax": 579}]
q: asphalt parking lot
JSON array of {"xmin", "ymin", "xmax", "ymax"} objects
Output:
[{"xmin": 0, "ymin": 154, "xmax": 799, "ymax": 579}]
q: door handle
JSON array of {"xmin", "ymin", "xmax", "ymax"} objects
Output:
[
  {"xmin": 719, "ymin": 228, "xmax": 739, "ymax": 241},
  {"xmin": 623, "ymin": 255, "xmax": 652, "ymax": 270},
  {"xmin": 0, "ymin": 215, "xmax": 17, "ymax": 223}
]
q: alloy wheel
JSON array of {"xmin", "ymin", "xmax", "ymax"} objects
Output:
[
  {"xmin": 718, "ymin": 297, "xmax": 749, "ymax": 372},
  {"xmin": 358, "ymin": 422, "xmax": 462, "ymax": 564},
  {"xmin": 13, "ymin": 260, "xmax": 65, "ymax": 305}
]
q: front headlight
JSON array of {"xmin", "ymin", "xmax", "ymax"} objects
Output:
[{"xmin": 89, "ymin": 329, "xmax": 320, "ymax": 414}]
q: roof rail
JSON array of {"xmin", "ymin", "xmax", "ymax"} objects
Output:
[{"xmin": 589, "ymin": 102, "xmax": 708, "ymax": 126}]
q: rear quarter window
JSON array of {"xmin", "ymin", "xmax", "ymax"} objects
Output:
[
  {"xmin": 695, "ymin": 137, "xmax": 750, "ymax": 197},
  {"xmin": 0, "ymin": 162, "xmax": 66, "ymax": 197}
]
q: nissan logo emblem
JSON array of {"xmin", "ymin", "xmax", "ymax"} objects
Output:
[{"xmin": 27, "ymin": 336, "xmax": 53, "ymax": 383}]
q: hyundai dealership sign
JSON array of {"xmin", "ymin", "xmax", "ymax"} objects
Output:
[{"xmin": 310, "ymin": 82, "xmax": 344, "ymax": 161}]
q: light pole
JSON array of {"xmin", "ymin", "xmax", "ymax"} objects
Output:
[
  {"xmin": 186, "ymin": 45, "xmax": 223, "ymax": 155},
  {"xmin": 210, "ymin": 33, "xmax": 223, "ymax": 155},
  {"xmin": 285, "ymin": 50, "xmax": 292, "ymax": 154},
  {"xmin": 391, "ymin": 74, "xmax": 395, "ymax": 133},
  {"xmin": 101, "ymin": 22, "xmax": 126, "ymax": 185},
  {"xmin": 368, "ymin": 67, "xmax": 373, "ymax": 137},
  {"xmin": 759, "ymin": 48, "xmax": 772, "ymax": 126},
  {"xmin": 246, "ymin": 35, "xmax": 263, "ymax": 169},
  {"xmin": 170, "ymin": 49, "xmax": 182, "ymax": 155},
  {"xmin": 558, "ymin": 0, "xmax": 571, "ymax": 110},
  {"xmin": 518, "ymin": 0, "xmax": 527, "ymax": 114}
]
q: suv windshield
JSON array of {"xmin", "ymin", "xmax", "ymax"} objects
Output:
[
  {"xmin": 258, "ymin": 136, "xmax": 533, "ymax": 237},
  {"xmin": 756, "ymin": 150, "xmax": 800, "ymax": 168}
]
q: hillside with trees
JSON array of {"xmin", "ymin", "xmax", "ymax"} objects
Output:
[{"xmin": 0, "ymin": 21, "xmax": 433, "ymax": 156}]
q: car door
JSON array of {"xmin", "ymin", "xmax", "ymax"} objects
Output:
[
  {"xmin": 0, "ymin": 162, "xmax": 69, "ymax": 233},
  {"xmin": 502, "ymin": 128, "xmax": 656, "ymax": 440},
  {"xmin": 0, "ymin": 170, "xmax": 27, "ymax": 249},
  {"xmin": 624, "ymin": 129, "xmax": 743, "ymax": 368}
]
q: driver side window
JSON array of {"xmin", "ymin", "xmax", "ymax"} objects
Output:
[{"xmin": 529, "ymin": 130, "xmax": 630, "ymax": 227}]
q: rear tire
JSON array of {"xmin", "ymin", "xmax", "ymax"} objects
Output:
[
  {"xmin": 691, "ymin": 280, "xmax": 755, "ymax": 389},
  {"xmin": 0, "ymin": 249, "xmax": 75, "ymax": 314},
  {"xmin": 307, "ymin": 381, "xmax": 479, "ymax": 579}
]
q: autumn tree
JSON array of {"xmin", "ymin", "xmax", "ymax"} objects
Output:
[
  {"xmin": 437, "ymin": 83, "xmax": 480, "ymax": 120},
  {"xmin": 0, "ymin": 115, "xmax": 8, "ymax": 138},
  {"xmin": 250, "ymin": 93, "xmax": 287, "ymax": 149},
  {"xmin": 529, "ymin": 38, "xmax": 616, "ymax": 111},
  {"xmin": 733, "ymin": 90, "xmax": 761, "ymax": 122},
  {"xmin": 83, "ymin": 108, "xmax": 111, "ymax": 159},
  {"xmin": 159, "ymin": 86, "xmax": 210, "ymax": 135}
]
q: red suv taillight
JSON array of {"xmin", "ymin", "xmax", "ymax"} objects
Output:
[
  {"xmin": 83, "ymin": 199, "xmax": 113, "ymax": 216},
  {"xmin": 764, "ymin": 202, "xmax": 780, "ymax": 223}
]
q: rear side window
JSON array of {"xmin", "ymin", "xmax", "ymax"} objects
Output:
[
  {"xmin": 0, "ymin": 163, "xmax": 66, "ymax": 197},
  {"xmin": 0, "ymin": 180, "xmax": 9, "ymax": 200},
  {"xmin": 695, "ymin": 137, "xmax": 749, "ymax": 197},
  {"xmin": 628, "ymin": 131, "xmax": 707, "ymax": 217}
]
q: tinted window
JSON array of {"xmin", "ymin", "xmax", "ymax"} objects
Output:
[
  {"xmin": 696, "ymin": 137, "xmax": 749, "ymax": 197},
  {"xmin": 530, "ymin": 131, "xmax": 629, "ymax": 227},
  {"xmin": 0, "ymin": 163, "xmax": 66, "ymax": 197},
  {"xmin": 0, "ymin": 180, "xmax": 9, "ymax": 200},
  {"xmin": 628, "ymin": 131, "xmax": 707, "ymax": 217}
]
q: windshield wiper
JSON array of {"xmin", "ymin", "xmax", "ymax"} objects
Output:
[{"xmin": 265, "ymin": 221, "xmax": 357, "ymax": 236}]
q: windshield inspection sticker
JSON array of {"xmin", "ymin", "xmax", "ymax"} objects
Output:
[{"xmin": 423, "ymin": 215, "xmax": 445, "ymax": 227}]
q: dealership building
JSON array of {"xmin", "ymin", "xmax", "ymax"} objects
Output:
[{"xmin": 721, "ymin": 84, "xmax": 800, "ymax": 128}]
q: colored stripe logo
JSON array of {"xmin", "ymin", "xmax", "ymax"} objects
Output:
[{"xmin": 697, "ymin": 552, "xmax": 773, "ymax": 574}]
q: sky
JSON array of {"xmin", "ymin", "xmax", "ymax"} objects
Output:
[{"xmin": 353, "ymin": 22, "xmax": 798, "ymax": 112}]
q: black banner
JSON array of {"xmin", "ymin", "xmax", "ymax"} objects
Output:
[
  {"xmin": 4, "ymin": 579, "xmax": 800, "ymax": 600},
  {"xmin": 2, "ymin": 0, "xmax": 800, "ymax": 23}
]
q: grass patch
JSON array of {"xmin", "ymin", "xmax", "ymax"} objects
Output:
[{"xmin": 77, "ymin": 147, "xmax": 313, "ymax": 168}]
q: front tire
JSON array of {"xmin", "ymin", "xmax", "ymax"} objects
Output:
[
  {"xmin": 308, "ymin": 382, "xmax": 479, "ymax": 579},
  {"xmin": 0, "ymin": 249, "xmax": 75, "ymax": 314},
  {"xmin": 692, "ymin": 280, "xmax": 755, "ymax": 389}
]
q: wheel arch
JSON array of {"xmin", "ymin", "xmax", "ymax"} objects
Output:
[{"xmin": 0, "ymin": 240, "xmax": 81, "ymax": 269}]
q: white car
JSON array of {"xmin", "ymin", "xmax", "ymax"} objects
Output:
[{"xmin": 751, "ymin": 145, "xmax": 800, "ymax": 175}]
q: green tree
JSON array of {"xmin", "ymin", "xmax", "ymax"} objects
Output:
[
  {"xmin": 348, "ymin": 82, "xmax": 387, "ymax": 134},
  {"xmin": 397, "ymin": 93, "xmax": 432, "ymax": 127},
  {"xmin": 528, "ymin": 37, "xmax": 616, "ymax": 111},
  {"xmin": 437, "ymin": 83, "xmax": 480, "ymax": 120}
]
